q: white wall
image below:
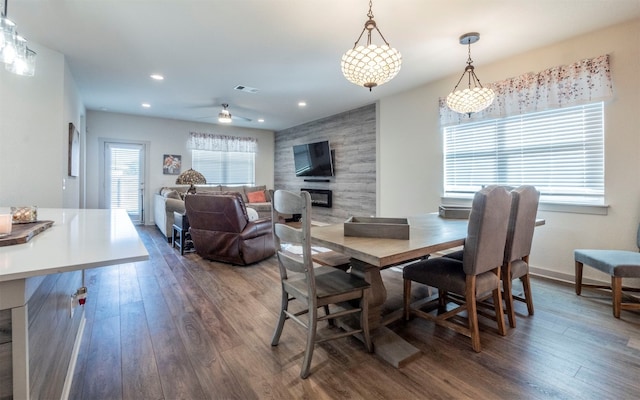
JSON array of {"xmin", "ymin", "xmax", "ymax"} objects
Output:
[
  {"xmin": 85, "ymin": 111, "xmax": 274, "ymax": 225},
  {"xmin": 378, "ymin": 18, "xmax": 640, "ymax": 283},
  {"xmin": 0, "ymin": 42, "xmax": 84, "ymax": 208}
]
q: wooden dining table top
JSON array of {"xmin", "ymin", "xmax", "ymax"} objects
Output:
[
  {"xmin": 310, "ymin": 213, "xmax": 469, "ymax": 268},
  {"xmin": 310, "ymin": 213, "xmax": 545, "ymax": 269}
]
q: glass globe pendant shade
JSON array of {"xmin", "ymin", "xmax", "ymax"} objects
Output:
[
  {"xmin": 446, "ymin": 86, "xmax": 495, "ymax": 115},
  {"xmin": 341, "ymin": 44, "xmax": 401, "ymax": 90},
  {"xmin": 0, "ymin": 16, "xmax": 17, "ymax": 64},
  {"xmin": 6, "ymin": 34, "xmax": 34, "ymax": 76}
]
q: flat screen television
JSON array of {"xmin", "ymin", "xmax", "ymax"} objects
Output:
[{"xmin": 292, "ymin": 140, "xmax": 334, "ymax": 177}]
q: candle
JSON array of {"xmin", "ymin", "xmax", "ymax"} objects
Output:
[{"xmin": 0, "ymin": 214, "xmax": 12, "ymax": 235}]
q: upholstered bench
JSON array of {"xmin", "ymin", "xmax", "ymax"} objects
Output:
[{"xmin": 574, "ymin": 228, "xmax": 640, "ymax": 317}]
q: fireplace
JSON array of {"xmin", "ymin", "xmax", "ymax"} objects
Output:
[{"xmin": 301, "ymin": 188, "xmax": 332, "ymax": 208}]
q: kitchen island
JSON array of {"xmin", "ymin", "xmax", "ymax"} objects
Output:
[{"xmin": 0, "ymin": 208, "xmax": 149, "ymax": 399}]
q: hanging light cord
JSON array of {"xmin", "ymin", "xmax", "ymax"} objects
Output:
[
  {"xmin": 451, "ymin": 40, "xmax": 486, "ymax": 91},
  {"xmin": 2, "ymin": 0, "xmax": 7, "ymax": 17},
  {"xmin": 350, "ymin": 0, "xmax": 391, "ymax": 48}
]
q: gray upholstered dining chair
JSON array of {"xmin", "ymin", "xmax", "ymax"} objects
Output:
[
  {"xmin": 402, "ymin": 185, "xmax": 511, "ymax": 352},
  {"xmin": 441, "ymin": 185, "xmax": 540, "ymax": 328},
  {"xmin": 574, "ymin": 224, "xmax": 640, "ymax": 318},
  {"xmin": 270, "ymin": 190, "xmax": 373, "ymax": 378}
]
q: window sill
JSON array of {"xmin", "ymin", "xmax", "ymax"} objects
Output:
[{"xmin": 440, "ymin": 197, "xmax": 609, "ymax": 215}]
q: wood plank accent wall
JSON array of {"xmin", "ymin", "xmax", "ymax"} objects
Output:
[{"xmin": 274, "ymin": 104, "xmax": 376, "ymax": 224}]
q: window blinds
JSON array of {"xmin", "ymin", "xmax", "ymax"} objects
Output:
[
  {"xmin": 192, "ymin": 149, "xmax": 255, "ymax": 185},
  {"xmin": 444, "ymin": 102, "xmax": 604, "ymax": 204}
]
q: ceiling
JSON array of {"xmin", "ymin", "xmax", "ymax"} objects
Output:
[{"xmin": 7, "ymin": 0, "xmax": 640, "ymax": 131}]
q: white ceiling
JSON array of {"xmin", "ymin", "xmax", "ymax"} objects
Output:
[{"xmin": 7, "ymin": 0, "xmax": 640, "ymax": 131}]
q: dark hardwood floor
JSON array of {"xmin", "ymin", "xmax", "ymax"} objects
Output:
[{"xmin": 68, "ymin": 226, "xmax": 640, "ymax": 399}]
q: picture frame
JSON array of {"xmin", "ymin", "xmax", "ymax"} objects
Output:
[
  {"xmin": 163, "ymin": 154, "xmax": 181, "ymax": 175},
  {"xmin": 68, "ymin": 122, "xmax": 80, "ymax": 177}
]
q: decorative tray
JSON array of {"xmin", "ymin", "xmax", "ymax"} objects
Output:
[
  {"xmin": 344, "ymin": 217, "xmax": 410, "ymax": 240},
  {"xmin": 0, "ymin": 220, "xmax": 54, "ymax": 247}
]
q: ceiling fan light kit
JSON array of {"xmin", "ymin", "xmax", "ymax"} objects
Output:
[
  {"xmin": 341, "ymin": 0, "xmax": 401, "ymax": 91},
  {"xmin": 218, "ymin": 103, "xmax": 232, "ymax": 123},
  {"xmin": 446, "ymin": 32, "xmax": 495, "ymax": 116}
]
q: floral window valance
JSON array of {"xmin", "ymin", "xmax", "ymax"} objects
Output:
[
  {"xmin": 187, "ymin": 132, "xmax": 258, "ymax": 153},
  {"xmin": 439, "ymin": 54, "xmax": 613, "ymax": 126}
]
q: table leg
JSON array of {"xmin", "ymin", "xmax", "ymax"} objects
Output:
[{"xmin": 349, "ymin": 259, "xmax": 421, "ymax": 368}]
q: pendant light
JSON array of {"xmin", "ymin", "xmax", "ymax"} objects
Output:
[
  {"xmin": 446, "ymin": 32, "xmax": 494, "ymax": 116},
  {"xmin": 1, "ymin": 0, "xmax": 36, "ymax": 76},
  {"xmin": 341, "ymin": 0, "xmax": 401, "ymax": 91}
]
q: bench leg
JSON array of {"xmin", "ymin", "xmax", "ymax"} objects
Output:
[
  {"xmin": 612, "ymin": 276, "xmax": 622, "ymax": 318},
  {"xmin": 575, "ymin": 260, "xmax": 584, "ymax": 295}
]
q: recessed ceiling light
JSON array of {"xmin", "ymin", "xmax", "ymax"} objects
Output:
[
  {"xmin": 142, "ymin": 103, "xmax": 151, "ymax": 108},
  {"xmin": 298, "ymin": 101, "xmax": 307, "ymax": 107},
  {"xmin": 258, "ymin": 118, "xmax": 265, "ymax": 123},
  {"xmin": 150, "ymin": 74, "xmax": 164, "ymax": 81}
]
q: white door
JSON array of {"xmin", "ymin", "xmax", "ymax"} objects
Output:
[{"xmin": 104, "ymin": 142, "xmax": 145, "ymax": 224}]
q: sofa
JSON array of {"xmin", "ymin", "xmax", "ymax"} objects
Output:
[
  {"xmin": 185, "ymin": 192, "xmax": 275, "ymax": 265},
  {"xmin": 154, "ymin": 184, "xmax": 272, "ymax": 241}
]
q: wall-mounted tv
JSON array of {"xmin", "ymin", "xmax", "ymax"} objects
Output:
[{"xmin": 292, "ymin": 140, "xmax": 334, "ymax": 177}]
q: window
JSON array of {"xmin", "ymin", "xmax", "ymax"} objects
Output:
[
  {"xmin": 105, "ymin": 142, "xmax": 144, "ymax": 223},
  {"xmin": 444, "ymin": 102, "xmax": 604, "ymax": 204},
  {"xmin": 192, "ymin": 149, "xmax": 255, "ymax": 185}
]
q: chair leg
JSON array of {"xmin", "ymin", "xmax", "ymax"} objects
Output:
[
  {"xmin": 300, "ymin": 306, "xmax": 318, "ymax": 379},
  {"xmin": 324, "ymin": 305, "xmax": 334, "ymax": 326},
  {"xmin": 520, "ymin": 274, "xmax": 534, "ymax": 316},
  {"xmin": 403, "ymin": 279, "xmax": 411, "ymax": 321},
  {"xmin": 465, "ymin": 276, "xmax": 481, "ymax": 352},
  {"xmin": 612, "ymin": 276, "xmax": 622, "ymax": 318},
  {"xmin": 361, "ymin": 289, "xmax": 373, "ymax": 353},
  {"xmin": 492, "ymin": 284, "xmax": 507, "ymax": 337},
  {"xmin": 438, "ymin": 290, "xmax": 448, "ymax": 312},
  {"xmin": 502, "ymin": 264, "xmax": 516, "ymax": 328},
  {"xmin": 271, "ymin": 290, "xmax": 288, "ymax": 346},
  {"xmin": 575, "ymin": 260, "xmax": 584, "ymax": 295}
]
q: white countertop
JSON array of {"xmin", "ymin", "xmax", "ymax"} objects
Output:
[{"xmin": 0, "ymin": 208, "xmax": 149, "ymax": 282}]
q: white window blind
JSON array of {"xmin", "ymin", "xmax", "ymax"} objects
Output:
[
  {"xmin": 192, "ymin": 149, "xmax": 255, "ymax": 185},
  {"xmin": 108, "ymin": 145, "xmax": 141, "ymax": 216},
  {"xmin": 444, "ymin": 102, "xmax": 604, "ymax": 204}
]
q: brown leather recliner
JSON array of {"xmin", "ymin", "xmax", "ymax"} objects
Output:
[{"xmin": 185, "ymin": 192, "xmax": 275, "ymax": 265}]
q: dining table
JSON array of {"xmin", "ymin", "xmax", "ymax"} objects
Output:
[{"xmin": 310, "ymin": 212, "xmax": 544, "ymax": 368}]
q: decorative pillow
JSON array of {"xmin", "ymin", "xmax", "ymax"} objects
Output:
[
  {"xmin": 247, "ymin": 190, "xmax": 267, "ymax": 203},
  {"xmin": 246, "ymin": 207, "xmax": 259, "ymax": 221},
  {"xmin": 164, "ymin": 190, "xmax": 181, "ymax": 200}
]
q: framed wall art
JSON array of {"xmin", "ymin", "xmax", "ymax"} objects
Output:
[
  {"xmin": 163, "ymin": 154, "xmax": 182, "ymax": 175},
  {"xmin": 68, "ymin": 122, "xmax": 80, "ymax": 177}
]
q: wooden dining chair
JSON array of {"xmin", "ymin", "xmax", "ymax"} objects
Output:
[
  {"xmin": 441, "ymin": 185, "xmax": 540, "ymax": 328},
  {"xmin": 402, "ymin": 185, "xmax": 511, "ymax": 352},
  {"xmin": 270, "ymin": 190, "xmax": 373, "ymax": 378},
  {"xmin": 501, "ymin": 185, "xmax": 540, "ymax": 327}
]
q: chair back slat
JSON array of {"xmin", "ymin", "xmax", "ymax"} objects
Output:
[
  {"xmin": 505, "ymin": 185, "xmax": 540, "ymax": 263},
  {"xmin": 463, "ymin": 185, "xmax": 512, "ymax": 276},
  {"xmin": 272, "ymin": 190, "xmax": 314, "ymax": 277}
]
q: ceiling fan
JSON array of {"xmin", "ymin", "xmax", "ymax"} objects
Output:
[{"xmin": 196, "ymin": 103, "xmax": 252, "ymax": 123}]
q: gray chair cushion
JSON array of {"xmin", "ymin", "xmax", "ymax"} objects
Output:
[
  {"xmin": 574, "ymin": 249, "xmax": 640, "ymax": 277},
  {"xmin": 403, "ymin": 257, "xmax": 500, "ymax": 296}
]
